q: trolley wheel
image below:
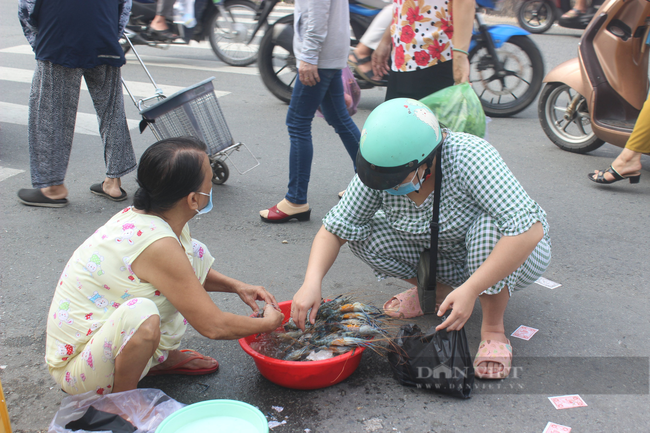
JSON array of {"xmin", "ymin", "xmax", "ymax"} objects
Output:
[{"xmin": 210, "ymin": 158, "xmax": 230, "ymax": 185}]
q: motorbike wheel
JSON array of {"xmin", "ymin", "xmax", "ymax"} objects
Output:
[
  {"xmin": 209, "ymin": 0, "xmax": 261, "ymax": 67},
  {"xmin": 469, "ymin": 35, "xmax": 544, "ymax": 117},
  {"xmin": 538, "ymin": 82, "xmax": 605, "ymax": 154},
  {"xmin": 258, "ymin": 15, "xmax": 296, "ymax": 104},
  {"xmin": 515, "ymin": 0, "xmax": 556, "ymax": 34}
]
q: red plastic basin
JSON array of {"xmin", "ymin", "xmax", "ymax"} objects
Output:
[{"xmin": 238, "ymin": 300, "xmax": 366, "ymax": 390}]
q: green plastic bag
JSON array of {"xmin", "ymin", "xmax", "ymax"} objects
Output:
[{"xmin": 420, "ymin": 83, "xmax": 486, "ymax": 138}]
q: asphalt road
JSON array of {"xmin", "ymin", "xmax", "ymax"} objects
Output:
[{"xmin": 1, "ymin": 2, "xmax": 649, "ymax": 432}]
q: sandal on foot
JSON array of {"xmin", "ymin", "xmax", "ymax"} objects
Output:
[
  {"xmin": 147, "ymin": 27, "xmax": 177, "ymax": 42},
  {"xmin": 383, "ymin": 287, "xmax": 424, "ymax": 319},
  {"xmin": 260, "ymin": 199, "xmax": 310, "ymax": 223},
  {"xmin": 561, "ymin": 8, "xmax": 585, "ymax": 19},
  {"xmin": 348, "ymin": 52, "xmax": 387, "ymax": 86},
  {"xmin": 146, "ymin": 349, "xmax": 219, "ymax": 377},
  {"xmin": 17, "ymin": 188, "xmax": 68, "ymax": 208},
  {"xmin": 90, "ymin": 182, "xmax": 128, "ymax": 201},
  {"xmin": 587, "ymin": 166, "xmax": 640, "ymax": 185},
  {"xmin": 473, "ymin": 339, "xmax": 512, "ymax": 379}
]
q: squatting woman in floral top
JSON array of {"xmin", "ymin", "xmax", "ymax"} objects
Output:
[
  {"xmin": 45, "ymin": 138, "xmax": 283, "ymax": 395},
  {"xmin": 373, "ymin": 0, "xmax": 476, "ymax": 100},
  {"xmin": 291, "ymin": 99, "xmax": 551, "ymax": 380}
]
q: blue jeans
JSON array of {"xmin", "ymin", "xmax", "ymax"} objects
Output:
[{"xmin": 285, "ymin": 68, "xmax": 360, "ymax": 205}]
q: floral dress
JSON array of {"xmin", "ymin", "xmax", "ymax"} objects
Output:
[
  {"xmin": 391, "ymin": 0, "xmax": 454, "ymax": 72},
  {"xmin": 45, "ymin": 207, "xmax": 214, "ymax": 395}
]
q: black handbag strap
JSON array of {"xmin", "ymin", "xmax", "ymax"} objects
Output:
[{"xmin": 428, "ymin": 146, "xmax": 443, "ymax": 292}]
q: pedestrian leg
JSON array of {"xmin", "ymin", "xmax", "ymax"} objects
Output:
[{"xmin": 84, "ymin": 65, "xmax": 136, "ymax": 198}]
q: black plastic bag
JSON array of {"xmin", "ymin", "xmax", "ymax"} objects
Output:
[
  {"xmin": 65, "ymin": 406, "xmax": 136, "ymax": 432},
  {"xmin": 388, "ymin": 324, "xmax": 474, "ymax": 399}
]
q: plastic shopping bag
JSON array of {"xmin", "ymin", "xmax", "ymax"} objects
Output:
[
  {"xmin": 49, "ymin": 388, "xmax": 185, "ymax": 433},
  {"xmin": 420, "ymin": 83, "xmax": 486, "ymax": 138},
  {"xmin": 387, "ymin": 324, "xmax": 475, "ymax": 399},
  {"xmin": 317, "ymin": 67, "xmax": 361, "ymax": 118}
]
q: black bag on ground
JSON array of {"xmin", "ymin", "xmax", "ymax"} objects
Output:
[
  {"xmin": 388, "ymin": 324, "xmax": 475, "ymax": 399},
  {"xmin": 65, "ymin": 406, "xmax": 136, "ymax": 432}
]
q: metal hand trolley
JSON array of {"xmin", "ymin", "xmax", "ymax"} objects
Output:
[{"xmin": 120, "ymin": 38, "xmax": 259, "ymax": 184}]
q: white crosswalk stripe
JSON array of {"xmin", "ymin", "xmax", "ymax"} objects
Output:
[
  {"xmin": 0, "ymin": 102, "xmax": 142, "ymax": 137},
  {"xmin": 0, "ymin": 167, "xmax": 25, "ymax": 182},
  {"xmin": 0, "ymin": 66, "xmax": 230, "ymax": 98}
]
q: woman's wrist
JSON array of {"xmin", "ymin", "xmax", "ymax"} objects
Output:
[{"xmin": 452, "ymin": 47, "xmax": 469, "ymax": 57}]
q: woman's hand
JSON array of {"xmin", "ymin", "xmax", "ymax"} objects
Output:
[
  {"xmin": 291, "ymin": 281, "xmax": 322, "ymax": 331},
  {"xmin": 236, "ymin": 283, "xmax": 279, "ymax": 313},
  {"xmin": 262, "ymin": 303, "xmax": 284, "ymax": 332},
  {"xmin": 435, "ymin": 285, "xmax": 477, "ymax": 331},
  {"xmin": 372, "ymin": 30, "xmax": 392, "ymax": 80},
  {"xmin": 453, "ymin": 53, "xmax": 470, "ymax": 84}
]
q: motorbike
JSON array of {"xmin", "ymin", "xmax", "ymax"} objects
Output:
[
  {"xmin": 122, "ymin": 0, "xmax": 263, "ymax": 66},
  {"xmin": 258, "ymin": 0, "xmax": 545, "ymax": 118},
  {"xmin": 538, "ymin": 0, "xmax": 650, "ymax": 153},
  {"xmin": 516, "ymin": 0, "xmax": 603, "ymax": 34}
]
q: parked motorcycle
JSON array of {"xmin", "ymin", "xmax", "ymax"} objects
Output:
[
  {"xmin": 258, "ymin": 0, "xmax": 544, "ymax": 118},
  {"xmin": 516, "ymin": 0, "xmax": 603, "ymax": 34},
  {"xmin": 538, "ymin": 0, "xmax": 649, "ymax": 153},
  {"xmin": 122, "ymin": 0, "xmax": 262, "ymax": 66}
]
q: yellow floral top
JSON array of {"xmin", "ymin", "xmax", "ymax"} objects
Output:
[
  {"xmin": 390, "ymin": 0, "xmax": 454, "ymax": 72},
  {"xmin": 45, "ymin": 207, "xmax": 214, "ymax": 370}
]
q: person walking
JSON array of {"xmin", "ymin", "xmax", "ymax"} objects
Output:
[
  {"xmin": 18, "ymin": 0, "xmax": 137, "ymax": 207},
  {"xmin": 588, "ymin": 93, "xmax": 650, "ymax": 185},
  {"xmin": 259, "ymin": 0, "xmax": 361, "ymax": 223}
]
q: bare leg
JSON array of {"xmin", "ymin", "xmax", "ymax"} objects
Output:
[
  {"xmin": 150, "ymin": 16, "xmax": 169, "ymax": 31},
  {"xmin": 476, "ymin": 287, "xmax": 510, "ymax": 376},
  {"xmin": 113, "ymin": 315, "xmax": 161, "ymax": 393},
  {"xmin": 42, "ymin": 184, "xmax": 68, "ymax": 200},
  {"xmin": 593, "ymin": 148, "xmax": 643, "ymax": 181},
  {"xmin": 102, "ymin": 177, "xmax": 123, "ymax": 198}
]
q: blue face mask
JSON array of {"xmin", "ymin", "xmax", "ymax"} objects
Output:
[
  {"xmin": 385, "ymin": 171, "xmax": 424, "ymax": 196},
  {"xmin": 196, "ymin": 189, "xmax": 213, "ymax": 215}
]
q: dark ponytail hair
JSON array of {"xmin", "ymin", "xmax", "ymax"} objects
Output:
[{"xmin": 133, "ymin": 137, "xmax": 208, "ymax": 213}]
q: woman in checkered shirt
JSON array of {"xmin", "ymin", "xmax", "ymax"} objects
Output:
[{"xmin": 291, "ymin": 99, "xmax": 551, "ymax": 379}]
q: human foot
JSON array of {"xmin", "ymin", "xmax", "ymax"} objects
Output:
[
  {"xmin": 348, "ymin": 52, "xmax": 386, "ymax": 85},
  {"xmin": 260, "ymin": 199, "xmax": 311, "ymax": 223},
  {"xmin": 561, "ymin": 8, "xmax": 586, "ymax": 19},
  {"xmin": 17, "ymin": 187, "xmax": 69, "ymax": 208},
  {"xmin": 147, "ymin": 349, "xmax": 218, "ymax": 376},
  {"xmin": 383, "ymin": 287, "xmax": 424, "ymax": 318},
  {"xmin": 42, "ymin": 185, "xmax": 68, "ymax": 200},
  {"xmin": 90, "ymin": 180, "xmax": 128, "ymax": 201},
  {"xmin": 150, "ymin": 16, "xmax": 169, "ymax": 32},
  {"xmin": 474, "ymin": 331, "xmax": 511, "ymax": 379},
  {"xmin": 588, "ymin": 166, "xmax": 641, "ymax": 184}
]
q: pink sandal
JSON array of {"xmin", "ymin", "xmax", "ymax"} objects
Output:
[
  {"xmin": 383, "ymin": 287, "xmax": 424, "ymax": 319},
  {"xmin": 473, "ymin": 339, "xmax": 512, "ymax": 379}
]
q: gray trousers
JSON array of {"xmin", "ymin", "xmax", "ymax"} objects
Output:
[
  {"xmin": 28, "ymin": 61, "xmax": 136, "ymax": 189},
  {"xmin": 156, "ymin": 0, "xmax": 176, "ymax": 18}
]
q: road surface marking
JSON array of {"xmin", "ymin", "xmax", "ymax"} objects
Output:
[{"xmin": 0, "ymin": 102, "xmax": 140, "ymax": 137}]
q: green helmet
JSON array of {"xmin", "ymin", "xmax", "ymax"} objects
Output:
[{"xmin": 356, "ymin": 98, "xmax": 443, "ymax": 190}]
